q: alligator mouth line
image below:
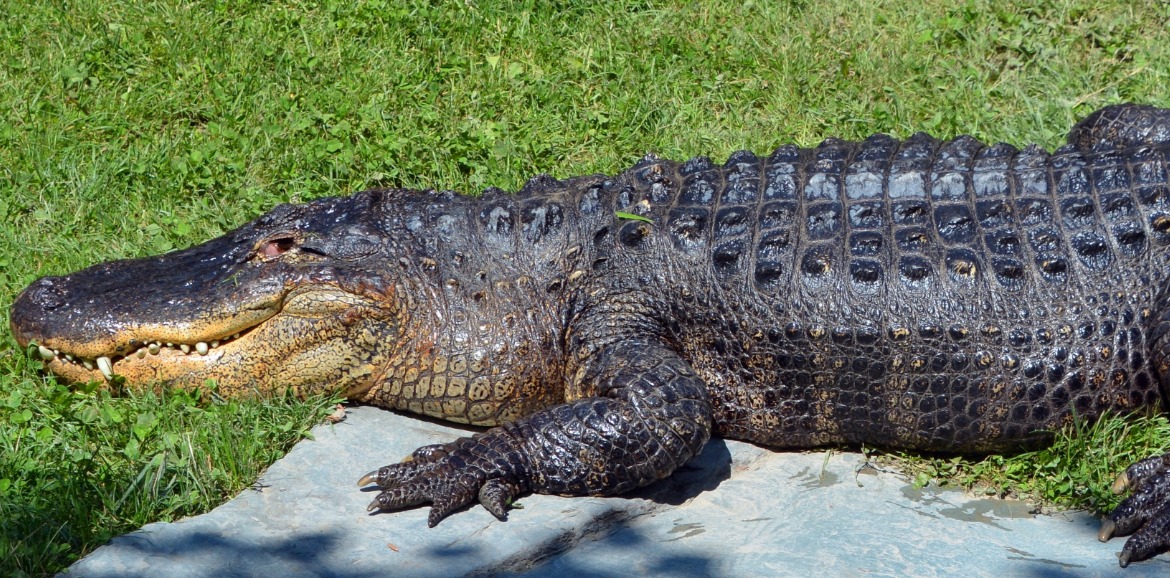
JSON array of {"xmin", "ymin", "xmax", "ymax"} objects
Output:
[
  {"xmin": 30, "ymin": 327, "xmax": 255, "ymax": 382},
  {"xmin": 20, "ymin": 284, "xmax": 379, "ymax": 385}
]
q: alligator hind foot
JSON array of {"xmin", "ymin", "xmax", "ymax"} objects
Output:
[{"xmin": 1100, "ymin": 454, "xmax": 1170, "ymax": 567}]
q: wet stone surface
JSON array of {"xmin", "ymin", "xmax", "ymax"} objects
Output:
[{"xmin": 69, "ymin": 406, "xmax": 1170, "ymax": 577}]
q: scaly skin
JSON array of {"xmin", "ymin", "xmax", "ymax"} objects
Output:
[{"xmin": 11, "ymin": 103, "xmax": 1170, "ymax": 566}]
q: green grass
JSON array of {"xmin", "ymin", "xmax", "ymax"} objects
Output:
[
  {"xmin": 0, "ymin": 376, "xmax": 337, "ymax": 575},
  {"xmin": 877, "ymin": 412, "xmax": 1170, "ymax": 514},
  {"xmin": 1, "ymin": 0, "xmax": 1169, "ymax": 575}
]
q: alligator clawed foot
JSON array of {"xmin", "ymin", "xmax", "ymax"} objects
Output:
[
  {"xmin": 357, "ymin": 433, "xmax": 528, "ymax": 526},
  {"xmin": 1101, "ymin": 453, "xmax": 1170, "ymax": 567}
]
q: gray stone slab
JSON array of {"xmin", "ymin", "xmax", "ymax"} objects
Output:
[{"xmin": 67, "ymin": 406, "xmax": 1170, "ymax": 577}]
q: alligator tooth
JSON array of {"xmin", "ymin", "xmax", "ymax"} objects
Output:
[
  {"xmin": 64, "ymin": 354, "xmax": 74, "ymax": 362},
  {"xmin": 136, "ymin": 349, "xmax": 146, "ymax": 359},
  {"xmin": 96, "ymin": 357, "xmax": 114, "ymax": 380},
  {"xmin": 196, "ymin": 342, "xmax": 209, "ymax": 356},
  {"xmin": 38, "ymin": 345, "xmax": 56, "ymax": 360},
  {"xmin": 148, "ymin": 343, "xmax": 161, "ymax": 355},
  {"xmin": 180, "ymin": 344, "xmax": 191, "ymax": 354},
  {"xmin": 83, "ymin": 359, "xmax": 94, "ymax": 370},
  {"xmin": 166, "ymin": 342, "xmax": 174, "ymax": 348},
  {"xmin": 233, "ymin": 333, "xmax": 240, "ymax": 340},
  {"xmin": 210, "ymin": 340, "xmax": 220, "ymax": 349}
]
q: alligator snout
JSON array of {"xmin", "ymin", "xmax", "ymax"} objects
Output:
[
  {"xmin": 10, "ymin": 276, "xmax": 67, "ymax": 349},
  {"xmin": 22, "ymin": 277, "xmax": 67, "ymax": 310}
]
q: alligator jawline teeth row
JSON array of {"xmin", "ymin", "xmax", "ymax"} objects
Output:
[{"xmin": 31, "ymin": 332, "xmax": 245, "ymax": 381}]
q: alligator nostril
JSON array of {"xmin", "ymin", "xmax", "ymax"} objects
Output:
[{"xmin": 27, "ymin": 278, "xmax": 66, "ymax": 310}]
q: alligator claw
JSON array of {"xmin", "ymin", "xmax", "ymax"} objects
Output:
[
  {"xmin": 1099, "ymin": 518, "xmax": 1116, "ymax": 542},
  {"xmin": 1114, "ymin": 472, "xmax": 1131, "ymax": 495},
  {"xmin": 357, "ymin": 470, "xmax": 380, "ymax": 488},
  {"xmin": 366, "ymin": 496, "xmax": 384, "ymax": 512},
  {"xmin": 1103, "ymin": 452, "xmax": 1170, "ymax": 567}
]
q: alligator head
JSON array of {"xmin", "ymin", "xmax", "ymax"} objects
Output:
[{"xmin": 10, "ymin": 190, "xmax": 412, "ymax": 398}]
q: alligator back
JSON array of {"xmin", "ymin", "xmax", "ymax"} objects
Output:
[{"xmin": 508, "ymin": 106, "xmax": 1170, "ymax": 452}]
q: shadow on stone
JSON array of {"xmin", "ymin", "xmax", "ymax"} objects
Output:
[
  {"xmin": 628, "ymin": 438, "xmax": 733, "ymax": 506},
  {"xmin": 71, "ymin": 528, "xmax": 387, "ymax": 578},
  {"xmin": 469, "ymin": 508, "xmax": 718, "ymax": 577}
]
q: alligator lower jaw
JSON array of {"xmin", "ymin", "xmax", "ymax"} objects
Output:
[{"xmin": 30, "ymin": 327, "xmax": 253, "ymax": 384}]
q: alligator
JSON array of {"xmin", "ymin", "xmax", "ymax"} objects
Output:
[{"xmin": 12, "ymin": 103, "xmax": 1170, "ymax": 567}]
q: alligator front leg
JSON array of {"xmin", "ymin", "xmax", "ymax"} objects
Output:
[
  {"xmin": 1100, "ymin": 454, "xmax": 1170, "ymax": 567},
  {"xmin": 360, "ymin": 339, "xmax": 712, "ymax": 526}
]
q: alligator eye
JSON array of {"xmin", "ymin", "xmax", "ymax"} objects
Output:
[{"xmin": 260, "ymin": 237, "xmax": 296, "ymax": 258}]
